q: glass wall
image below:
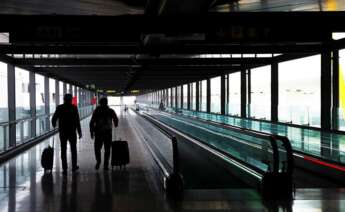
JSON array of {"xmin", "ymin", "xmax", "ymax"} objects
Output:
[
  {"xmin": 0, "ymin": 62, "xmax": 8, "ymax": 152},
  {"xmin": 15, "ymin": 67, "xmax": 31, "ymax": 144},
  {"xmin": 210, "ymin": 76, "xmax": 221, "ymax": 114},
  {"xmin": 49, "ymin": 78, "xmax": 56, "ymax": 114},
  {"xmin": 279, "ymin": 55, "xmax": 321, "ymax": 127},
  {"xmin": 171, "ymin": 87, "xmax": 175, "ymax": 108},
  {"xmin": 59, "ymin": 81, "xmax": 64, "ymax": 104},
  {"xmin": 191, "ymin": 82, "xmax": 196, "ymax": 110},
  {"xmin": 35, "ymin": 74, "xmax": 47, "ymax": 136},
  {"xmin": 183, "ymin": 84, "xmax": 188, "ymax": 109},
  {"xmin": 176, "ymin": 86, "xmax": 181, "ymax": 108},
  {"xmin": 168, "ymin": 88, "xmax": 171, "ymax": 107},
  {"xmin": 228, "ymin": 72, "xmax": 241, "ymax": 116},
  {"xmin": 250, "ymin": 66, "xmax": 271, "ymax": 120},
  {"xmin": 339, "ymin": 49, "xmax": 345, "ymax": 130},
  {"xmin": 15, "ymin": 68, "xmax": 31, "ymax": 119},
  {"xmin": 200, "ymin": 80, "xmax": 207, "ymax": 112},
  {"xmin": 35, "ymin": 74, "xmax": 45, "ymax": 115},
  {"xmin": 0, "ymin": 62, "xmax": 8, "ymax": 122}
]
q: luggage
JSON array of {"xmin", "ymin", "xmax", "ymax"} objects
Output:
[
  {"xmin": 111, "ymin": 139, "xmax": 130, "ymax": 168},
  {"xmin": 41, "ymin": 137, "xmax": 55, "ymax": 171}
]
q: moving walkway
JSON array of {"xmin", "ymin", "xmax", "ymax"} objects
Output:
[
  {"xmin": 131, "ymin": 107, "xmax": 294, "ymax": 199},
  {"xmin": 161, "ymin": 107, "xmax": 345, "ymax": 185}
]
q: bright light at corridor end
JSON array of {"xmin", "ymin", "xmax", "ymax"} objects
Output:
[{"xmin": 332, "ymin": 32, "xmax": 345, "ymax": 40}]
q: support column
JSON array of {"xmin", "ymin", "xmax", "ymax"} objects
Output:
[
  {"xmin": 7, "ymin": 64, "xmax": 16, "ymax": 147},
  {"xmin": 271, "ymin": 63, "xmax": 279, "ymax": 122},
  {"xmin": 170, "ymin": 88, "xmax": 173, "ymax": 108},
  {"xmin": 332, "ymin": 50, "xmax": 339, "ymax": 130},
  {"xmin": 321, "ymin": 51, "xmax": 332, "ymax": 131},
  {"xmin": 180, "ymin": 86, "xmax": 183, "ymax": 109},
  {"xmin": 63, "ymin": 83, "xmax": 67, "ymax": 97},
  {"xmin": 175, "ymin": 87, "xmax": 178, "ymax": 109},
  {"xmin": 321, "ymin": 51, "xmax": 332, "ymax": 159},
  {"xmin": 44, "ymin": 77, "xmax": 50, "ymax": 131},
  {"xmin": 55, "ymin": 80, "xmax": 59, "ymax": 106},
  {"xmin": 241, "ymin": 69, "xmax": 247, "ymax": 118},
  {"xmin": 247, "ymin": 69, "xmax": 251, "ymax": 117},
  {"xmin": 29, "ymin": 72, "xmax": 36, "ymax": 138},
  {"xmin": 221, "ymin": 75, "xmax": 226, "ymax": 115},
  {"xmin": 187, "ymin": 84, "xmax": 191, "ymax": 110},
  {"xmin": 207, "ymin": 79, "xmax": 211, "ymax": 113},
  {"xmin": 196, "ymin": 81, "xmax": 200, "ymax": 111}
]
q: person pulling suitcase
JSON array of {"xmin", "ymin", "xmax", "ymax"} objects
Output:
[{"xmin": 89, "ymin": 97, "xmax": 118, "ymax": 171}]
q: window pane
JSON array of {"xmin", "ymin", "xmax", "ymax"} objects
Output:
[
  {"xmin": 0, "ymin": 62, "xmax": 8, "ymax": 122},
  {"xmin": 339, "ymin": 49, "xmax": 345, "ymax": 130},
  {"xmin": 15, "ymin": 68, "xmax": 31, "ymax": 119},
  {"xmin": 49, "ymin": 78, "xmax": 56, "ymax": 114},
  {"xmin": 172, "ymin": 88, "xmax": 175, "ymax": 108},
  {"xmin": 250, "ymin": 65, "xmax": 271, "ymax": 120},
  {"xmin": 279, "ymin": 55, "xmax": 321, "ymax": 127},
  {"xmin": 0, "ymin": 62, "xmax": 8, "ymax": 152},
  {"xmin": 59, "ymin": 81, "xmax": 64, "ymax": 104},
  {"xmin": 228, "ymin": 72, "xmax": 241, "ymax": 116},
  {"xmin": 176, "ymin": 86, "xmax": 181, "ymax": 108},
  {"xmin": 211, "ymin": 76, "xmax": 221, "ymax": 114},
  {"xmin": 200, "ymin": 80, "xmax": 207, "ymax": 112},
  {"xmin": 35, "ymin": 74, "xmax": 45, "ymax": 115},
  {"xmin": 191, "ymin": 82, "xmax": 196, "ymax": 110},
  {"xmin": 183, "ymin": 84, "xmax": 188, "ymax": 109},
  {"xmin": 168, "ymin": 88, "xmax": 171, "ymax": 107}
]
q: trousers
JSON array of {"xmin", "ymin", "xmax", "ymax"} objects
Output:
[
  {"xmin": 94, "ymin": 131, "xmax": 112, "ymax": 168},
  {"xmin": 59, "ymin": 133, "xmax": 77, "ymax": 171}
]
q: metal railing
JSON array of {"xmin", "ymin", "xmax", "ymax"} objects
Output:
[{"xmin": 0, "ymin": 105, "xmax": 94, "ymax": 154}]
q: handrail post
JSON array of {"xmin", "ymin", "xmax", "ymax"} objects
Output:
[
  {"xmin": 166, "ymin": 136, "xmax": 184, "ymax": 196},
  {"xmin": 172, "ymin": 136, "xmax": 179, "ymax": 174}
]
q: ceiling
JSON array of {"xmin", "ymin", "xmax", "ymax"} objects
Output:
[
  {"xmin": 0, "ymin": 0, "xmax": 344, "ymax": 15},
  {"xmin": 0, "ymin": 1, "xmax": 344, "ymax": 95}
]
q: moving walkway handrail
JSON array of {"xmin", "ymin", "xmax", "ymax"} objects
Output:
[
  {"xmin": 139, "ymin": 111, "xmax": 181, "ymax": 174},
  {"xmin": 176, "ymin": 111, "xmax": 294, "ymax": 174},
  {"xmin": 146, "ymin": 106, "xmax": 293, "ymax": 175},
  {"xmin": 180, "ymin": 109, "xmax": 294, "ymax": 175},
  {"xmin": 141, "ymin": 108, "xmax": 265, "ymax": 180}
]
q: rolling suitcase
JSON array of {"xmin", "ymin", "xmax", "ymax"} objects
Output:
[
  {"xmin": 41, "ymin": 136, "xmax": 55, "ymax": 172},
  {"xmin": 111, "ymin": 139, "xmax": 130, "ymax": 169}
]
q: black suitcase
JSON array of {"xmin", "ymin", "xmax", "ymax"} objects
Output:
[
  {"xmin": 41, "ymin": 137, "xmax": 55, "ymax": 171},
  {"xmin": 111, "ymin": 140, "xmax": 130, "ymax": 168}
]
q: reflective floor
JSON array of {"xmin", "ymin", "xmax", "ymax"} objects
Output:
[{"xmin": 1, "ymin": 107, "xmax": 345, "ymax": 211}]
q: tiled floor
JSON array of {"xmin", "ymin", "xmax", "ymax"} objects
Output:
[{"xmin": 0, "ymin": 107, "xmax": 345, "ymax": 211}]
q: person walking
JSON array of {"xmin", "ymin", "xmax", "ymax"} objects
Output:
[
  {"xmin": 89, "ymin": 97, "xmax": 118, "ymax": 171},
  {"xmin": 52, "ymin": 94, "xmax": 82, "ymax": 175}
]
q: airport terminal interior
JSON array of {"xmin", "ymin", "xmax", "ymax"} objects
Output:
[{"xmin": 1, "ymin": 0, "xmax": 345, "ymax": 211}]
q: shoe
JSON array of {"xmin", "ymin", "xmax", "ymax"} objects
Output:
[
  {"xmin": 95, "ymin": 163, "xmax": 100, "ymax": 170},
  {"xmin": 72, "ymin": 166, "xmax": 79, "ymax": 172}
]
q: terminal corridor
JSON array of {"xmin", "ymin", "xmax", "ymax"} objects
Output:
[{"xmin": 1, "ymin": 107, "xmax": 345, "ymax": 211}]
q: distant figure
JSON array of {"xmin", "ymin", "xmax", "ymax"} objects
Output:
[
  {"xmin": 159, "ymin": 100, "xmax": 165, "ymax": 111},
  {"xmin": 52, "ymin": 94, "xmax": 82, "ymax": 175},
  {"xmin": 89, "ymin": 97, "xmax": 118, "ymax": 171}
]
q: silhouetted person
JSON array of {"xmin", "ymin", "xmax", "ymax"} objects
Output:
[
  {"xmin": 89, "ymin": 97, "xmax": 118, "ymax": 171},
  {"xmin": 159, "ymin": 100, "xmax": 165, "ymax": 111},
  {"xmin": 52, "ymin": 94, "xmax": 82, "ymax": 175}
]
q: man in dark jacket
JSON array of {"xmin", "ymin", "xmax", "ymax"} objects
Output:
[
  {"xmin": 52, "ymin": 94, "xmax": 82, "ymax": 175},
  {"xmin": 89, "ymin": 97, "xmax": 118, "ymax": 171}
]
